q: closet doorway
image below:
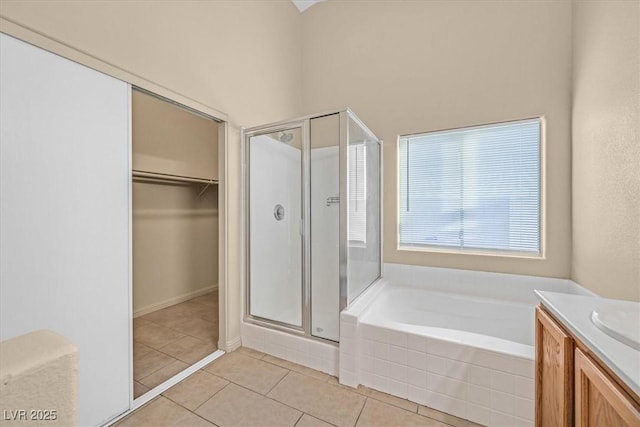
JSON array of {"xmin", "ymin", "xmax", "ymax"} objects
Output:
[{"xmin": 130, "ymin": 88, "xmax": 221, "ymax": 399}]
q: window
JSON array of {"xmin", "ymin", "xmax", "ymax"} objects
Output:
[{"xmin": 399, "ymin": 118, "xmax": 541, "ymax": 255}]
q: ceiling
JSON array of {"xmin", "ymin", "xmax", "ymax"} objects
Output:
[{"xmin": 291, "ymin": 0, "xmax": 325, "ymax": 13}]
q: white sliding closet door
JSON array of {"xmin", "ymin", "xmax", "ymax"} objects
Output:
[{"xmin": 0, "ymin": 34, "xmax": 131, "ymax": 425}]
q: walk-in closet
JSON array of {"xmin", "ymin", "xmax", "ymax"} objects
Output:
[{"xmin": 130, "ymin": 89, "xmax": 220, "ymax": 399}]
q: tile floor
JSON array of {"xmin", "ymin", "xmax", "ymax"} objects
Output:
[
  {"xmin": 133, "ymin": 291, "xmax": 219, "ymax": 398},
  {"xmin": 117, "ymin": 346, "xmax": 483, "ymax": 427}
]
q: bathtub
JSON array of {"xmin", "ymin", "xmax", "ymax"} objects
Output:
[
  {"xmin": 339, "ymin": 264, "xmax": 594, "ymax": 427},
  {"xmin": 362, "ymin": 286, "xmax": 535, "ymax": 358}
]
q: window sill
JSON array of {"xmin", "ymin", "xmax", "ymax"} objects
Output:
[{"xmin": 397, "ymin": 245, "xmax": 545, "ymax": 260}]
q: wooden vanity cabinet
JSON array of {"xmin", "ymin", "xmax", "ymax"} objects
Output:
[
  {"xmin": 535, "ymin": 306, "xmax": 640, "ymax": 427},
  {"xmin": 575, "ymin": 348, "xmax": 640, "ymax": 427},
  {"xmin": 535, "ymin": 306, "xmax": 574, "ymax": 427}
]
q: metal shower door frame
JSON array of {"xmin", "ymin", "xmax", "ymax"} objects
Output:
[{"xmin": 242, "ymin": 119, "xmax": 310, "ymax": 337}]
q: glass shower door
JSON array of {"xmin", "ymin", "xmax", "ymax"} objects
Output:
[
  {"xmin": 248, "ymin": 127, "xmax": 303, "ymax": 328},
  {"xmin": 346, "ymin": 114, "xmax": 381, "ymax": 305}
]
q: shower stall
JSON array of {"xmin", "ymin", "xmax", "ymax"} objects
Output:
[{"xmin": 244, "ymin": 110, "xmax": 382, "ymax": 342}]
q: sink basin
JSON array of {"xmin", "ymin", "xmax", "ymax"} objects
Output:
[{"xmin": 592, "ymin": 300, "xmax": 640, "ymax": 351}]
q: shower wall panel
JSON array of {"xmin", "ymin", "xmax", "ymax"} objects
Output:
[{"xmin": 249, "ymin": 134, "xmax": 302, "ymax": 327}]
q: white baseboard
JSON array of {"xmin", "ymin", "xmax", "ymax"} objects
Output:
[
  {"xmin": 133, "ymin": 284, "xmax": 218, "ymax": 318},
  {"xmin": 219, "ymin": 335, "xmax": 241, "ymax": 352}
]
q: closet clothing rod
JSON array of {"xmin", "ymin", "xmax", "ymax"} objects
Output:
[{"xmin": 132, "ymin": 169, "xmax": 218, "ymax": 185}]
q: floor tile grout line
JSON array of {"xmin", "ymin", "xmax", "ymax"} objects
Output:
[
  {"xmin": 135, "ymin": 312, "xmax": 217, "ymax": 347},
  {"xmin": 172, "ymin": 395, "xmax": 221, "ymax": 427},
  {"xmin": 259, "ymin": 357, "xmax": 333, "ymax": 384},
  {"xmin": 208, "ymin": 351, "xmax": 380, "ymax": 427},
  {"xmin": 355, "ymin": 385, "xmax": 421, "ymax": 410},
  {"xmin": 262, "ymin": 372, "xmax": 357, "ymax": 427},
  {"xmin": 134, "ymin": 306, "xmax": 217, "ymax": 347},
  {"xmin": 134, "ymin": 335, "xmax": 218, "ymax": 379},
  {"xmin": 235, "ymin": 348, "xmax": 266, "ymax": 360},
  {"xmin": 292, "ymin": 411, "xmax": 305, "ymax": 427},
  {"xmin": 363, "ymin": 394, "xmax": 419, "ymax": 416},
  {"xmin": 201, "ymin": 368, "xmax": 291, "ymax": 401},
  {"xmin": 214, "ymin": 372, "xmax": 340, "ymax": 426},
  {"xmin": 145, "ymin": 318, "xmax": 218, "ymax": 344},
  {"xmin": 301, "ymin": 414, "xmax": 340, "ymax": 427},
  {"xmin": 152, "ymin": 336, "xmax": 219, "ymax": 364},
  {"xmin": 260, "ymin": 355, "xmax": 331, "ymax": 382},
  {"xmin": 216, "ymin": 377, "xmax": 318, "ymax": 422},
  {"xmin": 264, "ymin": 367, "xmax": 293, "ymax": 395},
  {"xmin": 136, "ymin": 359, "xmax": 191, "ymax": 389},
  {"xmin": 357, "ymin": 395, "xmax": 463, "ymax": 427},
  {"xmin": 134, "ymin": 353, "xmax": 180, "ymax": 383},
  {"xmin": 188, "ymin": 379, "xmax": 232, "ymax": 414},
  {"xmin": 352, "ymin": 396, "xmax": 368, "ymax": 427}
]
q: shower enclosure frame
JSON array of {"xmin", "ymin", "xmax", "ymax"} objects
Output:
[{"xmin": 242, "ymin": 109, "xmax": 383, "ymax": 343}]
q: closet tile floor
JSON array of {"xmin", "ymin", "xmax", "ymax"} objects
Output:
[
  {"xmin": 117, "ymin": 347, "xmax": 484, "ymax": 427},
  {"xmin": 133, "ymin": 291, "xmax": 219, "ymax": 397}
]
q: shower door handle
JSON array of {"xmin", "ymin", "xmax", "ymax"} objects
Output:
[{"xmin": 273, "ymin": 204, "xmax": 285, "ymax": 221}]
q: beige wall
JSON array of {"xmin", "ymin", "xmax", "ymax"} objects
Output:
[
  {"xmin": 133, "ymin": 182, "xmax": 218, "ymax": 314},
  {"xmin": 302, "ymin": 0, "xmax": 573, "ymax": 278},
  {"xmin": 132, "ymin": 90, "xmax": 219, "ymax": 181},
  {"xmin": 0, "ymin": 0, "xmax": 302, "ymax": 347},
  {"xmin": 572, "ymin": 0, "xmax": 640, "ymax": 301}
]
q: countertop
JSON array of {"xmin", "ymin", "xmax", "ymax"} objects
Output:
[{"xmin": 535, "ymin": 290, "xmax": 640, "ymax": 398}]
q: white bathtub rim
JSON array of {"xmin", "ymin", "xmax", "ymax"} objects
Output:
[
  {"xmin": 345, "ymin": 266, "xmax": 597, "ymax": 318},
  {"xmin": 369, "ymin": 284, "xmax": 534, "ymax": 308},
  {"xmin": 343, "ymin": 277, "xmax": 389, "ymax": 317},
  {"xmin": 383, "ymin": 263, "xmax": 597, "ymax": 305}
]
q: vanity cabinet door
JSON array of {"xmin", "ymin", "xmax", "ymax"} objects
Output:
[
  {"xmin": 535, "ymin": 306, "xmax": 574, "ymax": 427},
  {"xmin": 575, "ymin": 348, "xmax": 640, "ymax": 427}
]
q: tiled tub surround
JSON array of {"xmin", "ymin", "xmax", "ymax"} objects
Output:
[{"xmin": 340, "ymin": 264, "xmax": 594, "ymax": 427}]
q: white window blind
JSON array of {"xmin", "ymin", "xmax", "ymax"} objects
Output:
[
  {"xmin": 399, "ymin": 118, "xmax": 541, "ymax": 254},
  {"xmin": 348, "ymin": 143, "xmax": 366, "ymax": 244}
]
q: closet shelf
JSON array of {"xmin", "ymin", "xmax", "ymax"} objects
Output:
[{"xmin": 132, "ymin": 169, "xmax": 218, "ymax": 185}]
